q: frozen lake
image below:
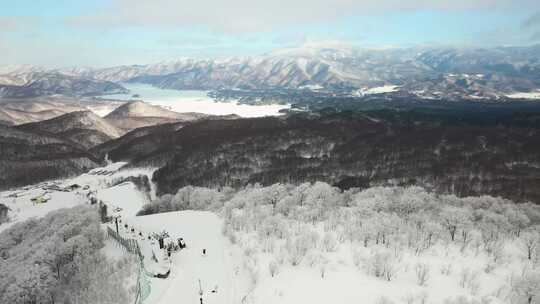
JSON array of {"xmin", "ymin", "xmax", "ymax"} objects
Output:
[{"xmin": 102, "ymin": 83, "xmax": 290, "ymax": 117}]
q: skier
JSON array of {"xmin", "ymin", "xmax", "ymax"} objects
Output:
[
  {"xmin": 166, "ymin": 242, "xmax": 175, "ymax": 257},
  {"xmin": 202, "ymin": 248, "xmax": 206, "ymax": 256},
  {"xmin": 178, "ymin": 238, "xmax": 186, "ymax": 249}
]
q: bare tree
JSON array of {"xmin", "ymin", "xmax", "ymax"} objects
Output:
[
  {"xmin": 268, "ymin": 260, "xmax": 279, "ymax": 277},
  {"xmin": 415, "ymin": 263, "xmax": 430, "ymax": 286},
  {"xmin": 319, "ymin": 256, "xmax": 329, "ymax": 279},
  {"xmin": 458, "ymin": 268, "xmax": 480, "ymax": 295}
]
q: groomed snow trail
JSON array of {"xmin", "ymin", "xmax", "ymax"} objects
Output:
[
  {"xmin": 129, "ymin": 211, "xmax": 238, "ymax": 304},
  {"xmin": 0, "ymin": 164, "xmax": 243, "ymax": 304}
]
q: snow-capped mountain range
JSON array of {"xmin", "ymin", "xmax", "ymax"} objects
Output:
[{"xmin": 1, "ymin": 45, "xmax": 540, "ymax": 100}]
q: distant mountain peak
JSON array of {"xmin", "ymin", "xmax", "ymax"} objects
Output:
[
  {"xmin": 16, "ymin": 110, "xmax": 124, "ymax": 148},
  {"xmin": 103, "ymin": 100, "xmax": 208, "ymax": 132},
  {"xmin": 2, "ymin": 45, "xmax": 540, "ymax": 101},
  {"xmin": 106, "ymin": 100, "xmax": 183, "ymax": 119}
]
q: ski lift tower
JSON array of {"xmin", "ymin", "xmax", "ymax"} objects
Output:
[{"xmin": 198, "ymin": 278, "xmax": 204, "ymax": 304}]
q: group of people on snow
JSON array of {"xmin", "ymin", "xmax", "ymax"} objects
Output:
[{"xmin": 165, "ymin": 237, "xmax": 187, "ymax": 257}]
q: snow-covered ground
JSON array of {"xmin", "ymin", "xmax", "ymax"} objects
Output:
[
  {"xmin": 0, "ymin": 162, "xmax": 156, "ymax": 231},
  {"xmin": 0, "ymin": 186, "xmax": 85, "ymax": 233},
  {"xmin": 247, "ymin": 239, "xmax": 515, "ymax": 304},
  {"xmin": 97, "ymin": 182, "xmax": 147, "ymax": 217},
  {"xmin": 86, "ymin": 103, "xmax": 121, "ymax": 117},
  {"xmin": 102, "ymin": 83, "xmax": 290, "ymax": 118},
  {"xmin": 506, "ymin": 91, "xmax": 540, "ymax": 99},
  {"xmin": 354, "ymin": 85, "xmax": 400, "ymax": 96},
  {"xmin": 0, "ymin": 163, "xmax": 249, "ymax": 304},
  {"xmin": 120, "ymin": 211, "xmax": 249, "ymax": 304},
  {"xmin": 299, "ymin": 84, "xmax": 324, "ymax": 91},
  {"xmin": 2, "ymin": 166, "xmax": 539, "ymax": 304},
  {"xmin": 364, "ymin": 85, "xmax": 400, "ymax": 94}
]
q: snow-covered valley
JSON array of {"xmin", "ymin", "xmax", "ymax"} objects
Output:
[{"xmin": 1, "ymin": 164, "xmax": 540, "ymax": 304}]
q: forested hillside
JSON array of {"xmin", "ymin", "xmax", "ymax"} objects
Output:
[
  {"xmin": 94, "ymin": 112, "xmax": 540, "ymax": 202},
  {"xmin": 0, "ymin": 206, "xmax": 135, "ymax": 304},
  {"xmin": 0, "ymin": 125, "xmax": 103, "ymax": 189},
  {"xmin": 138, "ymin": 183, "xmax": 540, "ymax": 304}
]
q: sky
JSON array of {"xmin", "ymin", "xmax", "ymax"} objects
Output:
[{"xmin": 0, "ymin": 0, "xmax": 539, "ymax": 67}]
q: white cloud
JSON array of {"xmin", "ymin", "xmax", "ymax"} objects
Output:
[
  {"xmin": 0, "ymin": 17, "xmax": 20, "ymax": 29},
  {"xmin": 0, "ymin": 16, "xmax": 39, "ymax": 31},
  {"xmin": 66, "ymin": 0, "xmax": 539, "ymax": 33}
]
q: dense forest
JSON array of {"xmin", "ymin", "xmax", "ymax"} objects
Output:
[
  {"xmin": 0, "ymin": 206, "xmax": 135, "ymax": 304},
  {"xmin": 97, "ymin": 111, "xmax": 540, "ymax": 202},
  {"xmin": 0, "ymin": 125, "xmax": 103, "ymax": 190}
]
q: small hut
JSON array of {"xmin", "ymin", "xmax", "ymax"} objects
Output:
[{"xmin": 65, "ymin": 184, "xmax": 81, "ymax": 191}]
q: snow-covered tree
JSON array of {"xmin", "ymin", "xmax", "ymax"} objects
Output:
[
  {"xmin": 504, "ymin": 206, "xmax": 530, "ymax": 237},
  {"xmin": 476, "ymin": 209, "xmax": 510, "ymax": 243},
  {"xmin": 358, "ymin": 219, "xmax": 377, "ymax": 247},
  {"xmin": 458, "ymin": 268, "xmax": 480, "ymax": 295},
  {"xmin": 285, "ymin": 230, "xmax": 316, "ymax": 266},
  {"xmin": 365, "ymin": 248, "xmax": 400, "ymax": 281},
  {"xmin": 321, "ymin": 232, "xmax": 338, "ymax": 252},
  {"xmin": 318, "ymin": 255, "xmax": 330, "ymax": 279},
  {"xmin": 304, "ymin": 182, "xmax": 342, "ymax": 220},
  {"xmin": 262, "ymin": 183, "xmax": 288, "ymax": 214},
  {"xmin": 440, "ymin": 206, "xmax": 473, "ymax": 242},
  {"xmin": 268, "ymin": 260, "xmax": 280, "ymax": 277},
  {"xmin": 0, "ymin": 206, "xmax": 133, "ymax": 304},
  {"xmin": 521, "ymin": 226, "xmax": 540, "ymax": 261}
]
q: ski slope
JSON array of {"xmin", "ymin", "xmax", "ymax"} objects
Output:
[
  {"xmin": 97, "ymin": 182, "xmax": 148, "ymax": 218},
  {"xmin": 0, "ymin": 162, "xmax": 246, "ymax": 304},
  {"xmin": 126, "ymin": 211, "xmax": 245, "ymax": 304}
]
